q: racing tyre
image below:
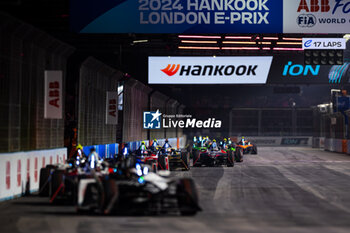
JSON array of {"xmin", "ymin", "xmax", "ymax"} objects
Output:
[
  {"xmin": 49, "ymin": 170, "xmax": 65, "ymax": 202},
  {"xmin": 181, "ymin": 152, "xmax": 190, "ymax": 170},
  {"xmin": 158, "ymin": 154, "xmax": 168, "ymax": 170},
  {"xmin": 39, "ymin": 167, "xmax": 50, "ymax": 197},
  {"xmin": 251, "ymin": 145, "xmax": 258, "ymax": 154},
  {"xmin": 235, "ymin": 148, "xmax": 243, "ymax": 162},
  {"xmin": 103, "ymin": 179, "xmax": 119, "ymax": 214},
  {"xmin": 192, "ymin": 150, "xmax": 201, "ymax": 167},
  {"xmin": 177, "ymin": 178, "xmax": 199, "ymax": 216},
  {"xmin": 227, "ymin": 151, "xmax": 234, "ymax": 167}
]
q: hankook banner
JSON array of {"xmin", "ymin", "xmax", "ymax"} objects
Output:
[{"xmin": 148, "ymin": 56, "xmax": 273, "ymax": 84}]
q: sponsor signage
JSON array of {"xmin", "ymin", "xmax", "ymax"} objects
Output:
[
  {"xmin": 267, "ymin": 54, "xmax": 333, "ymax": 84},
  {"xmin": 71, "ymin": 0, "xmax": 283, "ymax": 33},
  {"xmin": 148, "ymin": 56, "xmax": 273, "ymax": 84},
  {"xmin": 302, "ymin": 38, "xmax": 346, "ymax": 50},
  {"xmin": 143, "ymin": 110, "xmax": 221, "ymax": 129},
  {"xmin": 44, "ymin": 71, "xmax": 62, "ymax": 119},
  {"xmin": 106, "ymin": 92, "xmax": 118, "ymax": 125},
  {"xmin": 284, "ymin": 0, "xmax": 350, "ymax": 33}
]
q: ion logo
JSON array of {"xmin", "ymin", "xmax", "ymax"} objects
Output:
[
  {"xmin": 283, "ymin": 61, "xmax": 320, "ymax": 76},
  {"xmin": 161, "ymin": 64, "xmax": 180, "ymax": 76},
  {"xmin": 143, "ymin": 109, "xmax": 162, "ymax": 129},
  {"xmin": 297, "ymin": 14, "xmax": 316, "ymax": 27}
]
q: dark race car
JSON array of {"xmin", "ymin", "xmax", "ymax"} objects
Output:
[
  {"xmin": 77, "ymin": 159, "xmax": 201, "ymax": 216},
  {"xmin": 192, "ymin": 147, "xmax": 234, "ymax": 167},
  {"xmin": 160, "ymin": 148, "xmax": 190, "ymax": 171}
]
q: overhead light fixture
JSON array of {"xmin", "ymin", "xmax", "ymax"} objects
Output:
[
  {"xmin": 263, "ymin": 37, "xmax": 279, "ymax": 40},
  {"xmin": 222, "ymin": 41, "xmax": 256, "ymax": 44},
  {"xmin": 282, "ymin": 37, "xmax": 303, "ymax": 41},
  {"xmin": 181, "ymin": 40, "xmax": 218, "ymax": 44},
  {"xmin": 273, "ymin": 47, "xmax": 303, "ymax": 51},
  {"xmin": 258, "ymin": 42, "xmax": 272, "ymax": 45},
  {"xmin": 178, "ymin": 35, "xmax": 221, "ymax": 39},
  {"xmin": 224, "ymin": 36, "xmax": 252, "ymax": 40},
  {"xmin": 178, "ymin": 46, "xmax": 220, "ymax": 50},
  {"xmin": 132, "ymin": 40, "xmax": 148, "ymax": 43},
  {"xmin": 222, "ymin": 47, "xmax": 260, "ymax": 50},
  {"xmin": 276, "ymin": 42, "xmax": 302, "ymax": 45}
]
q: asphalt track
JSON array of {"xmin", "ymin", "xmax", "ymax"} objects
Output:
[{"xmin": 1, "ymin": 147, "xmax": 350, "ymax": 233}]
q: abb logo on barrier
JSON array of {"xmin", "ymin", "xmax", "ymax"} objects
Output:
[
  {"xmin": 298, "ymin": 0, "xmax": 330, "ymax": 12},
  {"xmin": 35, "ymin": 157, "xmax": 38, "ymax": 182},
  {"xmin": 17, "ymin": 160, "xmax": 21, "ymax": 187},
  {"xmin": 6, "ymin": 161, "xmax": 10, "ymax": 190},
  {"xmin": 27, "ymin": 159, "xmax": 30, "ymax": 180},
  {"xmin": 161, "ymin": 64, "xmax": 180, "ymax": 76}
]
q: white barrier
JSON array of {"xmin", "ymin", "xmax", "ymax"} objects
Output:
[
  {"xmin": 241, "ymin": 137, "xmax": 312, "ymax": 147},
  {"xmin": 0, "ymin": 148, "xmax": 67, "ymax": 201},
  {"xmin": 312, "ymin": 137, "xmax": 325, "ymax": 148}
]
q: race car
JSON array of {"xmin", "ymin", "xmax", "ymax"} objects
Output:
[
  {"xmin": 38, "ymin": 156, "xmax": 109, "ymax": 204},
  {"xmin": 160, "ymin": 148, "xmax": 190, "ymax": 171},
  {"xmin": 192, "ymin": 147, "xmax": 234, "ymax": 167},
  {"xmin": 236, "ymin": 137, "xmax": 258, "ymax": 155},
  {"xmin": 77, "ymin": 159, "xmax": 201, "ymax": 215},
  {"xmin": 133, "ymin": 147, "xmax": 170, "ymax": 171}
]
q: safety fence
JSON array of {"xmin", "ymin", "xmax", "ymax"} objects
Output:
[{"xmin": 0, "ymin": 148, "xmax": 67, "ymax": 201}]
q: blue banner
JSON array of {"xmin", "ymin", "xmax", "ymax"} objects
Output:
[{"xmin": 71, "ymin": 0, "xmax": 283, "ymax": 33}]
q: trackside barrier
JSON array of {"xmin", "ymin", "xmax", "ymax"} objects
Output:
[
  {"xmin": 82, "ymin": 143, "xmax": 119, "ymax": 159},
  {"xmin": 237, "ymin": 137, "xmax": 312, "ymax": 147},
  {"xmin": 312, "ymin": 137, "xmax": 325, "ymax": 149},
  {"xmin": 324, "ymin": 138, "xmax": 347, "ymax": 153},
  {"xmin": 0, "ymin": 148, "xmax": 67, "ymax": 201}
]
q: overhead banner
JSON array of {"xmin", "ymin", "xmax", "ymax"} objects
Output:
[
  {"xmin": 71, "ymin": 0, "xmax": 350, "ymax": 33},
  {"xmin": 284, "ymin": 0, "xmax": 350, "ymax": 33},
  {"xmin": 148, "ymin": 56, "xmax": 273, "ymax": 84},
  {"xmin": 106, "ymin": 92, "xmax": 118, "ymax": 125},
  {"xmin": 71, "ymin": 0, "xmax": 283, "ymax": 33},
  {"xmin": 44, "ymin": 71, "xmax": 62, "ymax": 119}
]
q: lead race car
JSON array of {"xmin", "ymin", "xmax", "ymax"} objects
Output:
[
  {"xmin": 236, "ymin": 137, "xmax": 258, "ymax": 155},
  {"xmin": 192, "ymin": 140, "xmax": 234, "ymax": 167},
  {"xmin": 77, "ymin": 158, "xmax": 201, "ymax": 215}
]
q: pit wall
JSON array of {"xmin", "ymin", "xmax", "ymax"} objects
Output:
[{"xmin": 0, "ymin": 148, "xmax": 67, "ymax": 201}]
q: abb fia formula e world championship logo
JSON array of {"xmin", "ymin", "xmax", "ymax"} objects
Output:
[{"xmin": 161, "ymin": 64, "xmax": 180, "ymax": 76}]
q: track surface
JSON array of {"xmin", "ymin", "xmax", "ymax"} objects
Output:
[{"xmin": 1, "ymin": 147, "xmax": 350, "ymax": 233}]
